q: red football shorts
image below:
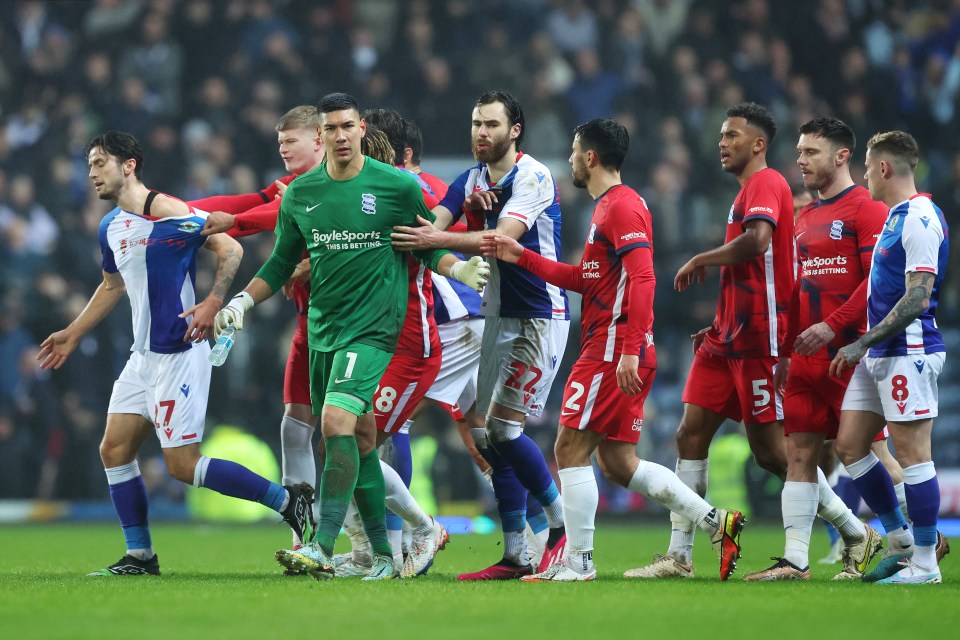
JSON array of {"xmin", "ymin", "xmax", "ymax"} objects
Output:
[
  {"xmin": 374, "ymin": 352, "xmax": 442, "ymax": 433},
  {"xmin": 283, "ymin": 316, "xmax": 311, "ymax": 406},
  {"xmin": 682, "ymin": 349, "xmax": 782, "ymax": 424},
  {"xmin": 558, "ymin": 358, "xmax": 655, "ymax": 445},
  {"xmin": 784, "ymin": 354, "xmax": 887, "ymax": 442}
]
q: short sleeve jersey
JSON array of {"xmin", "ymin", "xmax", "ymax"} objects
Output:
[
  {"xmin": 702, "ymin": 168, "xmax": 795, "ymax": 358},
  {"xmin": 261, "ymin": 158, "xmax": 447, "ymax": 353},
  {"xmin": 867, "ymin": 194, "xmax": 948, "ymax": 357},
  {"xmin": 579, "ymin": 184, "xmax": 657, "ymax": 367},
  {"xmin": 99, "ymin": 206, "xmax": 208, "ymax": 354},
  {"xmin": 795, "ymin": 185, "xmax": 888, "ymax": 359},
  {"xmin": 439, "ymin": 152, "xmax": 569, "ymax": 320}
]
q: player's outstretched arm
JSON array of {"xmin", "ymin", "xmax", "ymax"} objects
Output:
[
  {"xmin": 180, "ymin": 233, "xmax": 243, "ymax": 342},
  {"xmin": 674, "ymin": 219, "xmax": 774, "ymax": 291},
  {"xmin": 37, "ymin": 270, "xmax": 126, "ymax": 370},
  {"xmin": 829, "ymin": 270, "xmax": 935, "ymax": 376},
  {"xmin": 480, "ymin": 232, "xmax": 583, "ymax": 293}
]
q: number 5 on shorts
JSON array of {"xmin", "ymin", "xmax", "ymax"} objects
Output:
[{"xmin": 752, "ymin": 379, "xmax": 771, "ymax": 408}]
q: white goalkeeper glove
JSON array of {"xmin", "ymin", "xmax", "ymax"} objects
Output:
[
  {"xmin": 213, "ymin": 291, "xmax": 254, "ymax": 340},
  {"xmin": 449, "ymin": 256, "xmax": 490, "ymax": 292}
]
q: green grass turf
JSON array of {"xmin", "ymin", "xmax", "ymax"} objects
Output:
[{"xmin": 0, "ymin": 522, "xmax": 956, "ymax": 640}]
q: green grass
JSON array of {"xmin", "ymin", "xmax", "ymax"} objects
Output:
[{"xmin": 0, "ymin": 522, "xmax": 956, "ymax": 640}]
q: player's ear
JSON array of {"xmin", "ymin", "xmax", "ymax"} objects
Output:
[{"xmin": 836, "ymin": 147, "xmax": 851, "ymax": 166}]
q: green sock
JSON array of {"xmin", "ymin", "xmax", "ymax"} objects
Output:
[
  {"xmin": 353, "ymin": 450, "xmax": 392, "ymax": 558},
  {"xmin": 312, "ymin": 435, "xmax": 359, "ymax": 555}
]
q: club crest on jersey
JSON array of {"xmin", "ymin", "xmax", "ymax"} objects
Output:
[
  {"xmin": 361, "ymin": 193, "xmax": 376, "ymax": 215},
  {"xmin": 830, "ymin": 220, "xmax": 844, "ymax": 240},
  {"xmin": 887, "ymin": 214, "xmax": 900, "ymax": 231},
  {"xmin": 178, "ymin": 221, "xmax": 201, "ymax": 233},
  {"xmin": 587, "ymin": 223, "xmax": 597, "ymax": 244}
]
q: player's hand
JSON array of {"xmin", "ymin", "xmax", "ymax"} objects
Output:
[
  {"xmin": 391, "ymin": 215, "xmax": 441, "ymax": 250},
  {"xmin": 274, "ymin": 180, "xmax": 288, "ymax": 200},
  {"xmin": 691, "ymin": 327, "xmax": 710, "ymax": 354},
  {"xmin": 479, "ymin": 232, "xmax": 523, "ymax": 263},
  {"xmin": 482, "ymin": 467, "xmax": 494, "ymax": 488},
  {"xmin": 675, "ymin": 257, "xmax": 705, "ymax": 291},
  {"xmin": 794, "ymin": 322, "xmax": 835, "ymax": 356},
  {"xmin": 829, "ymin": 341, "xmax": 865, "ymax": 377},
  {"xmin": 282, "ymin": 258, "xmax": 311, "ymax": 300},
  {"xmin": 36, "ymin": 329, "xmax": 79, "ymax": 370},
  {"xmin": 179, "ymin": 296, "xmax": 221, "ymax": 342},
  {"xmin": 201, "ymin": 210, "xmax": 235, "ymax": 236},
  {"xmin": 616, "ymin": 354, "xmax": 643, "ymax": 396},
  {"xmin": 213, "ymin": 291, "xmax": 254, "ymax": 340},
  {"xmin": 463, "ymin": 189, "xmax": 499, "ymax": 212},
  {"xmin": 449, "ymin": 256, "xmax": 490, "ymax": 292},
  {"xmin": 774, "ymin": 357, "xmax": 790, "ymax": 397}
]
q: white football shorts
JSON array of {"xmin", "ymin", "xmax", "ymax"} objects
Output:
[
  {"xmin": 425, "ymin": 317, "xmax": 483, "ymax": 408},
  {"xmin": 108, "ymin": 342, "xmax": 212, "ymax": 448},
  {"xmin": 841, "ymin": 352, "xmax": 945, "ymax": 421}
]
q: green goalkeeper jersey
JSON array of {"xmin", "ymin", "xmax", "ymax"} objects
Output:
[{"xmin": 256, "ymin": 157, "xmax": 449, "ymax": 352}]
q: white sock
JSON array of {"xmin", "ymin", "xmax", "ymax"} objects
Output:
[
  {"xmin": 667, "ymin": 459, "xmax": 708, "ymax": 564},
  {"xmin": 344, "ymin": 500, "xmax": 371, "ymax": 560},
  {"xmin": 388, "ymin": 528, "xmax": 403, "ymax": 568},
  {"xmin": 782, "ymin": 481, "xmax": 818, "ymax": 568},
  {"xmin": 280, "ymin": 416, "xmax": 316, "ymax": 488},
  {"xmin": 504, "ymin": 530, "xmax": 529, "ymax": 565},
  {"xmin": 816, "ymin": 467, "xmax": 865, "ymax": 541},
  {"xmin": 628, "ymin": 460, "xmax": 711, "ymax": 529},
  {"xmin": 402, "ymin": 522, "xmax": 412, "ymax": 555},
  {"xmin": 559, "ymin": 466, "xmax": 598, "ymax": 556},
  {"xmin": 893, "ymin": 482, "xmax": 909, "ymax": 522},
  {"xmin": 380, "ymin": 459, "xmax": 431, "ymax": 532}
]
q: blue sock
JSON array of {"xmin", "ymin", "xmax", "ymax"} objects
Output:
[
  {"xmin": 904, "ymin": 463, "xmax": 939, "ymax": 548},
  {"xmin": 526, "ymin": 492, "xmax": 548, "ymax": 534},
  {"xmin": 390, "ymin": 432, "xmax": 412, "ymax": 487},
  {"xmin": 847, "ymin": 455, "xmax": 906, "ymax": 534},
  {"xmin": 106, "ymin": 462, "xmax": 151, "ymax": 553},
  {"xmin": 491, "ymin": 434, "xmax": 556, "ymax": 501},
  {"xmin": 479, "ymin": 444, "xmax": 527, "ymax": 533},
  {"xmin": 386, "ymin": 510, "xmax": 403, "ymax": 531},
  {"xmin": 201, "ymin": 457, "xmax": 286, "ymax": 512},
  {"xmin": 835, "ymin": 476, "xmax": 862, "ymax": 517}
]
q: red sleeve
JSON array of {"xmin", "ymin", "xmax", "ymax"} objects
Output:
[
  {"xmin": 621, "ymin": 244, "xmax": 655, "ymax": 355},
  {"xmin": 823, "ymin": 199, "xmax": 884, "ymax": 335},
  {"xmin": 823, "ymin": 278, "xmax": 868, "ymax": 336},
  {"xmin": 188, "ymin": 175, "xmax": 295, "ymax": 215},
  {"xmin": 781, "ymin": 278, "xmax": 801, "ymax": 358},
  {"xmin": 741, "ymin": 170, "xmax": 784, "ymax": 231},
  {"xmin": 517, "ymin": 249, "xmax": 583, "ymax": 293},
  {"xmin": 228, "ymin": 199, "xmax": 281, "ymax": 238}
]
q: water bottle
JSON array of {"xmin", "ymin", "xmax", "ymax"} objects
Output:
[{"xmin": 208, "ymin": 325, "xmax": 237, "ymax": 367}]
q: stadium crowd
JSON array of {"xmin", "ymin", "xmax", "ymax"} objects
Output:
[{"xmin": 1, "ymin": 0, "xmax": 959, "ymax": 503}]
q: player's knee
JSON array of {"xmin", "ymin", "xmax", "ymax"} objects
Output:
[
  {"xmin": 753, "ymin": 450, "xmax": 784, "ymax": 477},
  {"xmin": 485, "ymin": 415, "xmax": 523, "ymax": 444},
  {"xmin": 99, "ymin": 438, "xmax": 134, "ymax": 468}
]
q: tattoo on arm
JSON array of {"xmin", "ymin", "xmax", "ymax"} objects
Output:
[
  {"xmin": 856, "ymin": 271, "xmax": 934, "ymax": 350},
  {"xmin": 209, "ymin": 244, "xmax": 241, "ymax": 300}
]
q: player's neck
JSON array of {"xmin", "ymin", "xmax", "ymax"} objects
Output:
[
  {"xmin": 588, "ymin": 172, "xmax": 621, "ymax": 200},
  {"xmin": 116, "ymin": 182, "xmax": 151, "ymax": 214},
  {"xmin": 486, "ymin": 148, "xmax": 518, "ymax": 184},
  {"xmin": 735, "ymin": 157, "xmax": 767, "ymax": 186},
  {"xmin": 326, "ymin": 154, "xmax": 365, "ymax": 181},
  {"xmin": 883, "ymin": 181, "xmax": 919, "ymax": 208},
  {"xmin": 817, "ymin": 175, "xmax": 855, "ymax": 200}
]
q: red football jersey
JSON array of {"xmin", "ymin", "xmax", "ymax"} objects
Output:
[
  {"xmin": 702, "ymin": 168, "xmax": 795, "ymax": 358},
  {"xmin": 419, "ymin": 171, "xmax": 448, "ymax": 201},
  {"xmin": 792, "ymin": 185, "xmax": 887, "ymax": 359},
  {"xmin": 578, "ymin": 185, "xmax": 657, "ymax": 366},
  {"xmin": 395, "ymin": 255, "xmax": 441, "ymax": 358}
]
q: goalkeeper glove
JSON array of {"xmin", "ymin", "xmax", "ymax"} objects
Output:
[
  {"xmin": 213, "ymin": 291, "xmax": 254, "ymax": 339},
  {"xmin": 449, "ymin": 256, "xmax": 490, "ymax": 292}
]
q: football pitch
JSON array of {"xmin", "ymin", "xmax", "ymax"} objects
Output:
[{"xmin": 1, "ymin": 522, "xmax": 956, "ymax": 640}]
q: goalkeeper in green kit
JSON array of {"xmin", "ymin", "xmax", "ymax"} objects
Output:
[{"xmin": 213, "ymin": 93, "xmax": 489, "ymax": 580}]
